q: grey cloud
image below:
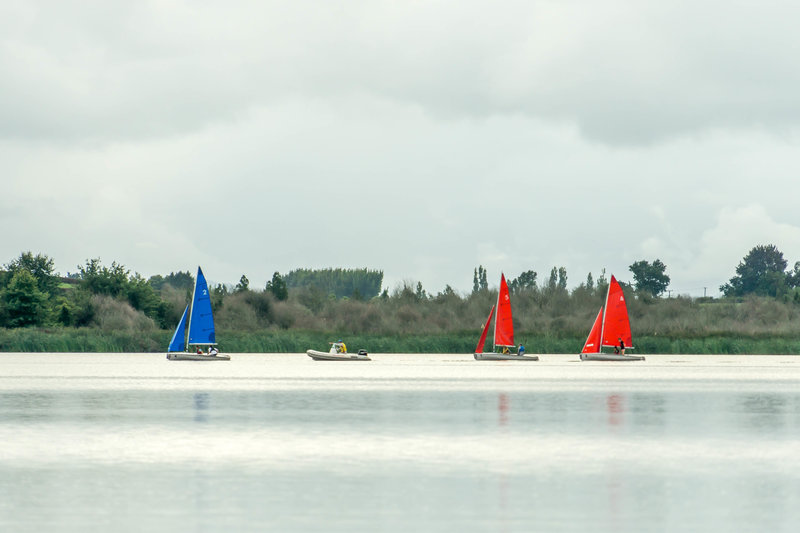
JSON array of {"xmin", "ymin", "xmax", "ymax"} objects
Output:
[{"xmin": 3, "ymin": 1, "xmax": 800, "ymax": 145}]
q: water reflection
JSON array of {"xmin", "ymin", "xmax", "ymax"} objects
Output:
[
  {"xmin": 498, "ymin": 393, "xmax": 509, "ymax": 427},
  {"xmin": 0, "ymin": 392, "xmax": 54, "ymax": 422},
  {"xmin": 606, "ymin": 394, "xmax": 624, "ymax": 427},
  {"xmin": 629, "ymin": 394, "xmax": 666, "ymax": 432},
  {"xmin": 496, "ymin": 393, "xmax": 510, "ymax": 532},
  {"xmin": 193, "ymin": 392, "xmax": 210, "ymax": 423},
  {"xmin": 2, "ymin": 380, "xmax": 800, "ymax": 532},
  {"xmin": 740, "ymin": 394, "xmax": 787, "ymax": 431}
]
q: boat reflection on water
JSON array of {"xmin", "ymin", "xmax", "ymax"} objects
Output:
[
  {"xmin": 606, "ymin": 394, "xmax": 624, "ymax": 427},
  {"xmin": 498, "ymin": 393, "xmax": 509, "ymax": 427}
]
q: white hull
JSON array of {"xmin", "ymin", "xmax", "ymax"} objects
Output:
[
  {"xmin": 306, "ymin": 350, "xmax": 370, "ymax": 361},
  {"xmin": 166, "ymin": 352, "xmax": 231, "ymax": 361},
  {"xmin": 474, "ymin": 353, "xmax": 539, "ymax": 361},
  {"xmin": 580, "ymin": 353, "xmax": 644, "ymax": 361}
]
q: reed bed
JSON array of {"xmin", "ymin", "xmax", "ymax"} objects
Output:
[
  {"xmin": 4, "ymin": 328, "xmax": 800, "ymax": 354},
  {"xmin": 4, "ymin": 289, "xmax": 800, "ymax": 354}
]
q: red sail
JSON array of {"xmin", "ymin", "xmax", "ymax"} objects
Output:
[
  {"xmin": 581, "ymin": 307, "xmax": 603, "ymax": 353},
  {"xmin": 601, "ymin": 275, "xmax": 633, "ymax": 348},
  {"xmin": 475, "ymin": 305, "xmax": 495, "ymax": 353},
  {"xmin": 494, "ymin": 273, "xmax": 515, "ymax": 347}
]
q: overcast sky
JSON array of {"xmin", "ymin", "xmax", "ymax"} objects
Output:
[{"xmin": 3, "ymin": 0, "xmax": 800, "ymax": 296}]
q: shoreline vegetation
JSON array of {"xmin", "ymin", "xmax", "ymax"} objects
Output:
[
  {"xmin": 3, "ymin": 329, "xmax": 800, "ymax": 355},
  {"xmin": 3, "ymin": 249, "xmax": 800, "ymax": 354}
]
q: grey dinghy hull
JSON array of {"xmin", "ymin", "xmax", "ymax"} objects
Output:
[
  {"xmin": 474, "ymin": 353, "xmax": 539, "ymax": 361},
  {"xmin": 166, "ymin": 353, "xmax": 231, "ymax": 361},
  {"xmin": 306, "ymin": 350, "xmax": 371, "ymax": 361},
  {"xmin": 580, "ymin": 353, "xmax": 644, "ymax": 361}
]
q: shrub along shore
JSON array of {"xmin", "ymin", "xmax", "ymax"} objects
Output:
[
  {"xmin": 4, "ymin": 252, "xmax": 800, "ymax": 355},
  {"xmin": 3, "ymin": 328, "xmax": 800, "ymax": 355}
]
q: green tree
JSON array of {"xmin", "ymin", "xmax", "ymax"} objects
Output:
[
  {"xmin": 557, "ymin": 267, "xmax": 568, "ymax": 292},
  {"xmin": 283, "ymin": 268, "xmax": 382, "ymax": 299},
  {"xmin": 147, "ymin": 272, "xmax": 194, "ymax": 292},
  {"xmin": 629, "ymin": 259, "xmax": 670, "ymax": 297},
  {"xmin": 211, "ymin": 283, "xmax": 228, "ymax": 311},
  {"xmin": 472, "ymin": 266, "xmax": 488, "ymax": 293},
  {"xmin": 415, "ymin": 281, "xmax": 427, "ymax": 300},
  {"xmin": 126, "ymin": 273, "xmax": 170, "ymax": 326},
  {"xmin": 147, "ymin": 274, "xmax": 166, "ymax": 290},
  {"xmin": 547, "ymin": 267, "xmax": 558, "ymax": 291},
  {"xmin": 596, "ymin": 268, "xmax": 609, "ymax": 297},
  {"xmin": 720, "ymin": 244, "xmax": 789, "ymax": 297},
  {"xmin": 75, "ymin": 259, "xmax": 168, "ymax": 324},
  {"xmin": 79, "ymin": 259, "xmax": 129, "ymax": 297},
  {"xmin": 788, "ymin": 262, "xmax": 800, "ymax": 288},
  {"xmin": 437, "ymin": 285, "xmax": 457, "ymax": 298},
  {"xmin": 2, "ymin": 270, "xmax": 48, "ymax": 327},
  {"xmin": 163, "ymin": 271, "xmax": 194, "ymax": 290},
  {"xmin": 3, "ymin": 251, "xmax": 58, "ymax": 295},
  {"xmin": 508, "ymin": 270, "xmax": 537, "ymax": 293},
  {"xmin": 297, "ymin": 285, "xmax": 326, "ymax": 312},
  {"xmin": 64, "ymin": 287, "xmax": 96, "ymax": 327},
  {"xmin": 266, "ymin": 272, "xmax": 288, "ymax": 301},
  {"xmin": 235, "ymin": 274, "xmax": 250, "ymax": 293}
]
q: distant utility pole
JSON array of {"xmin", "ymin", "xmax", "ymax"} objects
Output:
[
  {"xmin": 703, "ymin": 287, "xmax": 707, "ymax": 298},
  {"xmin": 666, "ymin": 290, "xmax": 673, "ymax": 298}
]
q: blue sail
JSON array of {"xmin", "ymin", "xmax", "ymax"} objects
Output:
[
  {"xmin": 168, "ymin": 304, "xmax": 189, "ymax": 352},
  {"xmin": 188, "ymin": 266, "xmax": 216, "ymax": 345}
]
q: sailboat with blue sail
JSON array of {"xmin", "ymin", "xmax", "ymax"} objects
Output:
[{"xmin": 166, "ymin": 266, "xmax": 230, "ymax": 361}]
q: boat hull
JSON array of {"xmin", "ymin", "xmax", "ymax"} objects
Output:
[
  {"xmin": 474, "ymin": 353, "xmax": 539, "ymax": 361},
  {"xmin": 579, "ymin": 353, "xmax": 644, "ymax": 361},
  {"xmin": 306, "ymin": 350, "xmax": 371, "ymax": 361},
  {"xmin": 166, "ymin": 353, "xmax": 231, "ymax": 361}
]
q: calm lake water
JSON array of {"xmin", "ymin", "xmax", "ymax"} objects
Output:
[{"xmin": 1, "ymin": 353, "xmax": 799, "ymax": 532}]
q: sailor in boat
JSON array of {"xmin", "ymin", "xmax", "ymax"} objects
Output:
[
  {"xmin": 518, "ymin": 345, "xmax": 525, "ymax": 356},
  {"xmin": 196, "ymin": 347, "xmax": 203, "ymax": 355},
  {"xmin": 501, "ymin": 346, "xmax": 510, "ymax": 355},
  {"xmin": 209, "ymin": 346, "xmax": 219, "ymax": 357},
  {"xmin": 614, "ymin": 338, "xmax": 625, "ymax": 355},
  {"xmin": 333, "ymin": 340, "xmax": 347, "ymax": 354}
]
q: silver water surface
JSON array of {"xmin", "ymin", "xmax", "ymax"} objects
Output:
[{"xmin": 1, "ymin": 353, "xmax": 799, "ymax": 532}]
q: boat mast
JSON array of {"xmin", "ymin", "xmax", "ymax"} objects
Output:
[
  {"xmin": 599, "ymin": 277, "xmax": 611, "ymax": 350},
  {"xmin": 186, "ymin": 266, "xmax": 199, "ymax": 349}
]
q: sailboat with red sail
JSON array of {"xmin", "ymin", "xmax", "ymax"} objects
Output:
[
  {"xmin": 474, "ymin": 273, "xmax": 538, "ymax": 361},
  {"xmin": 580, "ymin": 275, "xmax": 644, "ymax": 361}
]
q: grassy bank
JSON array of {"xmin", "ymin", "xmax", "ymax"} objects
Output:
[
  {"xmin": 2, "ymin": 327, "xmax": 800, "ymax": 354},
  {"xmin": 0, "ymin": 328, "xmax": 167, "ymax": 352}
]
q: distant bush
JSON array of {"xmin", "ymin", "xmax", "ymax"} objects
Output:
[{"xmin": 90, "ymin": 295, "xmax": 156, "ymax": 332}]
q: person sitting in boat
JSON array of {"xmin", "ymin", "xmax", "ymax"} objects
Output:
[
  {"xmin": 196, "ymin": 347, "xmax": 203, "ymax": 355},
  {"xmin": 501, "ymin": 346, "xmax": 510, "ymax": 354},
  {"xmin": 208, "ymin": 346, "xmax": 219, "ymax": 356},
  {"xmin": 614, "ymin": 338, "xmax": 625, "ymax": 354},
  {"xmin": 333, "ymin": 340, "xmax": 347, "ymax": 354},
  {"xmin": 518, "ymin": 345, "xmax": 525, "ymax": 356}
]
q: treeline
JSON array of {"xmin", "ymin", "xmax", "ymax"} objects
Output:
[
  {"xmin": 2, "ymin": 244, "xmax": 800, "ymax": 353},
  {"xmin": 0, "ymin": 254, "xmax": 183, "ymax": 331},
  {"xmin": 284, "ymin": 268, "xmax": 384, "ymax": 300}
]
